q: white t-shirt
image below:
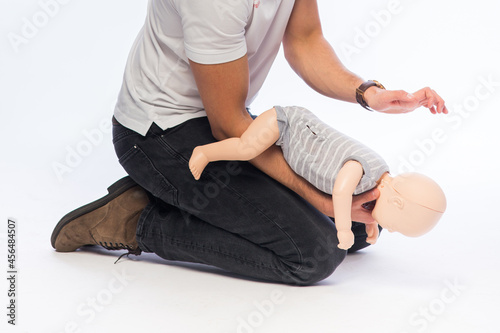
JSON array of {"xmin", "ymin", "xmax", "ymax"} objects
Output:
[{"xmin": 114, "ymin": 0, "xmax": 296, "ymax": 136}]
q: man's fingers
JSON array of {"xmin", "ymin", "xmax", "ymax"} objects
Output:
[
  {"xmin": 427, "ymin": 89, "xmax": 448, "ymax": 114},
  {"xmin": 413, "ymin": 87, "xmax": 448, "ymax": 114},
  {"xmin": 423, "ymin": 87, "xmax": 434, "ymax": 108},
  {"xmin": 434, "ymin": 90, "xmax": 447, "ymax": 114},
  {"xmin": 354, "ymin": 188, "xmax": 379, "ymax": 210},
  {"xmin": 351, "ymin": 210, "xmax": 375, "ymax": 224},
  {"xmin": 354, "ymin": 188, "xmax": 380, "ymax": 205},
  {"xmin": 351, "ymin": 188, "xmax": 379, "ymax": 223}
]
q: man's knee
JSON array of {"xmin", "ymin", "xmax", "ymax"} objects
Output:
[{"xmin": 283, "ymin": 234, "xmax": 347, "ymax": 286}]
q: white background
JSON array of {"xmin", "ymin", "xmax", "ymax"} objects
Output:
[{"xmin": 1, "ymin": 0, "xmax": 499, "ymax": 332}]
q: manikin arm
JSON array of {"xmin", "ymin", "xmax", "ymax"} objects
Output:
[
  {"xmin": 365, "ymin": 223, "xmax": 379, "ymax": 245},
  {"xmin": 189, "ymin": 108, "xmax": 280, "ymax": 180},
  {"xmin": 333, "ymin": 160, "xmax": 364, "ymax": 250}
]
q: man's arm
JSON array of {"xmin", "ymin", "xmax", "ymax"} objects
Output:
[
  {"xmin": 283, "ymin": 0, "xmax": 362, "ymax": 102},
  {"xmin": 283, "ymin": 0, "xmax": 447, "ymax": 114},
  {"xmin": 189, "ymin": 56, "xmax": 354, "ymax": 218}
]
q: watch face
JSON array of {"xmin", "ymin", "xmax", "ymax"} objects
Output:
[{"xmin": 372, "ymin": 80, "xmax": 386, "ymax": 90}]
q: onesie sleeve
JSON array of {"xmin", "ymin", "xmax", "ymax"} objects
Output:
[
  {"xmin": 175, "ymin": 0, "xmax": 252, "ymax": 64},
  {"xmin": 274, "ymin": 105, "xmax": 289, "ymax": 147}
]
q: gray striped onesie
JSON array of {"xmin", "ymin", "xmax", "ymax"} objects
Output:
[{"xmin": 274, "ymin": 105, "xmax": 389, "ymax": 195}]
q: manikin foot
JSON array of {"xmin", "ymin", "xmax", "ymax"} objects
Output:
[{"xmin": 189, "ymin": 146, "xmax": 209, "ymax": 180}]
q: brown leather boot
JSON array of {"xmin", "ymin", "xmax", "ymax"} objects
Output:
[{"xmin": 51, "ymin": 177, "xmax": 149, "ymax": 257}]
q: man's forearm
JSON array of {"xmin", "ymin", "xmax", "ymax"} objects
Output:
[
  {"xmin": 284, "ymin": 34, "xmax": 363, "ymax": 103},
  {"xmin": 250, "ymin": 144, "xmax": 333, "ymax": 216}
]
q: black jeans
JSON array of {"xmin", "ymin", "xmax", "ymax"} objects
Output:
[{"xmin": 112, "ymin": 116, "xmax": 373, "ymax": 285}]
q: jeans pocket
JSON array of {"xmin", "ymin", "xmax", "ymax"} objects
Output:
[{"xmin": 118, "ymin": 144, "xmax": 179, "ymax": 206}]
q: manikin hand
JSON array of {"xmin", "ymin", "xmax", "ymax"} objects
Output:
[
  {"xmin": 337, "ymin": 230, "xmax": 355, "ymax": 250},
  {"xmin": 336, "ymin": 190, "xmax": 378, "ymax": 249},
  {"xmin": 364, "ymin": 86, "xmax": 448, "ymax": 115},
  {"xmin": 322, "ymin": 188, "xmax": 379, "ymax": 249},
  {"xmin": 365, "ymin": 223, "xmax": 380, "ymax": 245}
]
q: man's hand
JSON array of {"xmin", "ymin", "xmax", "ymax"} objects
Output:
[
  {"xmin": 351, "ymin": 188, "xmax": 379, "ymax": 224},
  {"xmin": 364, "ymin": 86, "xmax": 448, "ymax": 114},
  {"xmin": 318, "ymin": 188, "xmax": 379, "ymax": 224}
]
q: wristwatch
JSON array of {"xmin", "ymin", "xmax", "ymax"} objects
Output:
[{"xmin": 356, "ymin": 80, "xmax": 385, "ymax": 111}]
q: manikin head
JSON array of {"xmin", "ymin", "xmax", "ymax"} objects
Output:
[{"xmin": 372, "ymin": 172, "xmax": 447, "ymax": 237}]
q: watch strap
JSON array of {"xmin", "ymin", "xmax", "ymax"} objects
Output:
[{"xmin": 356, "ymin": 80, "xmax": 385, "ymax": 111}]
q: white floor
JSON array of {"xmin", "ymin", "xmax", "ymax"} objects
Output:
[{"xmin": 1, "ymin": 0, "xmax": 499, "ymax": 332}]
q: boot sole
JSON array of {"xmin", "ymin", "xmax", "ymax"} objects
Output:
[{"xmin": 50, "ymin": 176, "xmax": 139, "ymax": 249}]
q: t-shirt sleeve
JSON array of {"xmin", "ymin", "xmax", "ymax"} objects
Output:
[{"xmin": 176, "ymin": 0, "xmax": 251, "ymax": 65}]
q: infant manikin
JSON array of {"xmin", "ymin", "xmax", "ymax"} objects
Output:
[{"xmin": 189, "ymin": 106, "xmax": 447, "ymax": 249}]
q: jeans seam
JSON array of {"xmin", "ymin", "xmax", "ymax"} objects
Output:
[
  {"xmin": 166, "ymin": 236, "xmax": 283, "ymax": 272},
  {"xmin": 156, "ymin": 134, "xmax": 190, "ymax": 164},
  {"xmin": 139, "ymin": 203, "xmax": 283, "ymax": 272},
  {"xmin": 136, "ymin": 203, "xmax": 155, "ymax": 253},
  {"xmin": 125, "ymin": 144, "xmax": 179, "ymax": 207},
  {"xmin": 112, "ymin": 126, "xmax": 137, "ymax": 144}
]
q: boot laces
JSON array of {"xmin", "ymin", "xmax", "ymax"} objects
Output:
[{"xmin": 98, "ymin": 241, "xmax": 142, "ymax": 264}]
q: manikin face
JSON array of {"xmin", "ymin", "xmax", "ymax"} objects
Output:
[{"xmin": 371, "ymin": 173, "xmax": 446, "ymax": 237}]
